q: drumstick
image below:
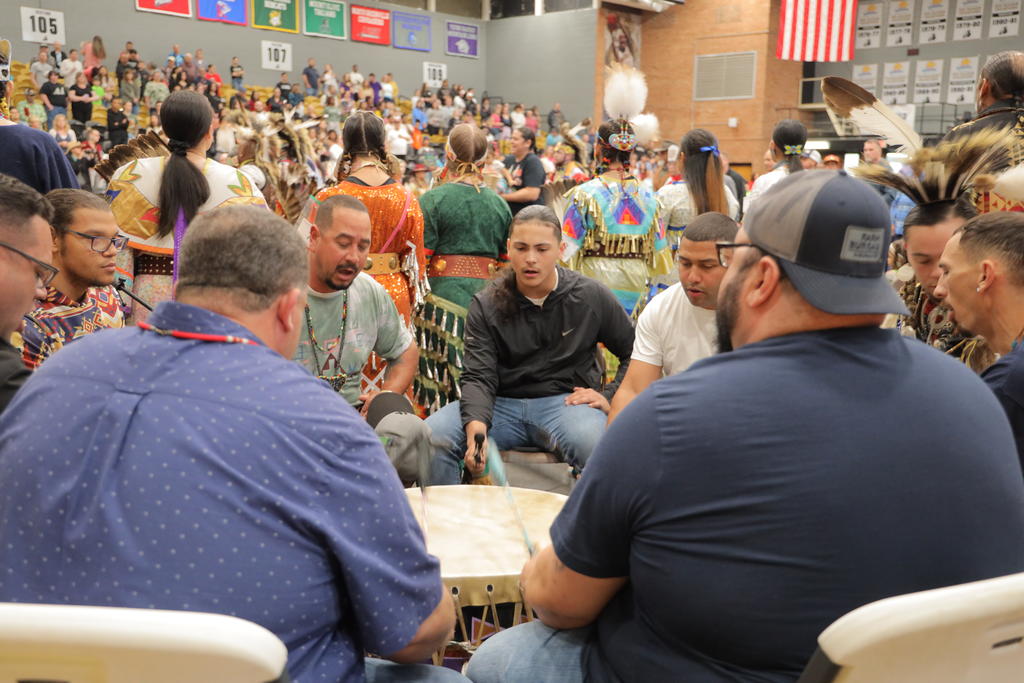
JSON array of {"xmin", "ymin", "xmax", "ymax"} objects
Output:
[{"xmin": 478, "ymin": 436, "xmax": 536, "ymax": 557}]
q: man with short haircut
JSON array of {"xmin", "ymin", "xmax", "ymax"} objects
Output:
[
  {"xmin": 608, "ymin": 212, "xmax": 737, "ymax": 422},
  {"xmin": 29, "ymin": 49, "xmax": 53, "ymax": 91},
  {"xmin": 0, "ymin": 176, "xmax": 54, "ymax": 413},
  {"xmin": 468, "ymin": 170, "xmax": 1024, "ymax": 681},
  {"xmin": 20, "ymin": 190, "xmax": 125, "ymax": 370},
  {"xmin": 347, "ymin": 63, "xmax": 364, "ymax": 88},
  {"xmin": 935, "ymin": 211, "xmax": 1024, "ymax": 471},
  {"xmin": 0, "ymin": 206, "xmax": 464, "ymax": 683},
  {"xmin": 302, "ymin": 57, "xmax": 320, "ymax": 97},
  {"xmin": 58, "ymin": 48, "xmax": 83, "ymax": 85},
  {"xmin": 15, "ymin": 88, "xmax": 47, "ymax": 124},
  {"xmin": 426, "ymin": 205, "xmax": 634, "ymax": 485},
  {"xmin": 295, "ymin": 194, "xmax": 428, "ymax": 479},
  {"xmin": 276, "ymin": 72, "xmax": 293, "ymax": 102},
  {"xmin": 500, "ymin": 127, "xmax": 546, "ymax": 216},
  {"xmin": 38, "ymin": 70, "xmax": 68, "ymax": 129},
  {"xmin": 49, "ymin": 42, "xmax": 67, "ymax": 68}
]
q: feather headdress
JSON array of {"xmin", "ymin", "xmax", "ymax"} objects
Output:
[
  {"xmin": 851, "ymin": 128, "xmax": 1017, "ymax": 205},
  {"xmin": 821, "ymin": 76, "xmax": 922, "ymax": 152},
  {"xmin": 629, "ymin": 113, "xmax": 660, "ymax": 147},
  {"xmin": 603, "ymin": 64, "xmax": 647, "ymax": 122}
]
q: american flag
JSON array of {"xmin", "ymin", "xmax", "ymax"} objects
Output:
[{"xmin": 776, "ymin": 0, "xmax": 858, "ymax": 62}]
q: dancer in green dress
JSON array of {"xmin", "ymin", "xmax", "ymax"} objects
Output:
[{"xmin": 415, "ymin": 123, "xmax": 512, "ymax": 411}]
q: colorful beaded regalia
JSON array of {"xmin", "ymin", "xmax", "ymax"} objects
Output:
[
  {"xmin": 97, "ymin": 133, "xmax": 268, "ymax": 323},
  {"xmin": 560, "ymin": 66, "xmax": 672, "ymax": 317}
]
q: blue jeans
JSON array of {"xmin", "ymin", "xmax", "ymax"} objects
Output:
[
  {"xmin": 306, "ymin": 86, "xmax": 318, "ymax": 97},
  {"xmin": 425, "ymin": 395, "xmax": 607, "ymax": 485},
  {"xmin": 365, "ymin": 658, "xmax": 469, "ymax": 681},
  {"xmin": 465, "ymin": 620, "xmax": 589, "ymax": 682},
  {"xmin": 231, "ymin": 77, "xmax": 244, "ymax": 92},
  {"xmin": 46, "ymin": 105, "xmax": 66, "ymax": 129}
]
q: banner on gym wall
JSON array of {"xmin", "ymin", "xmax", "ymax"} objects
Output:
[
  {"xmin": 351, "ymin": 5, "xmax": 390, "ymax": 45},
  {"xmin": 446, "ymin": 21, "xmax": 479, "ymax": 58},
  {"xmin": 252, "ymin": 0, "xmax": 299, "ymax": 32},
  {"xmin": 393, "ymin": 12, "xmax": 430, "ymax": 52},
  {"xmin": 303, "ymin": 0, "xmax": 346, "ymax": 39},
  {"xmin": 136, "ymin": 0, "xmax": 192, "ymax": 17},
  {"xmin": 198, "ymin": 0, "xmax": 247, "ymax": 25}
]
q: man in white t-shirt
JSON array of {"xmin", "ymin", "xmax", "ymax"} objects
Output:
[{"xmin": 608, "ymin": 212, "xmax": 738, "ymax": 423}]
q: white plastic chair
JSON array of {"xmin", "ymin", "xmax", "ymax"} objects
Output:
[
  {"xmin": 0, "ymin": 603, "xmax": 289, "ymax": 683},
  {"xmin": 797, "ymin": 572, "xmax": 1024, "ymax": 683}
]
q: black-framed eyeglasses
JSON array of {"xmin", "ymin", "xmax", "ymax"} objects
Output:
[
  {"xmin": 65, "ymin": 229, "xmax": 129, "ymax": 254},
  {"xmin": 715, "ymin": 242, "xmax": 765, "ymax": 268},
  {"xmin": 0, "ymin": 240, "xmax": 59, "ymax": 287}
]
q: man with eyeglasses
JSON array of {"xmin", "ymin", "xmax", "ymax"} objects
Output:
[
  {"xmin": 0, "ymin": 175, "xmax": 56, "ymax": 414},
  {"xmin": 608, "ymin": 212, "xmax": 737, "ymax": 423},
  {"xmin": 468, "ymin": 169, "xmax": 1024, "ymax": 683},
  {"xmin": 19, "ymin": 190, "xmax": 125, "ymax": 369}
]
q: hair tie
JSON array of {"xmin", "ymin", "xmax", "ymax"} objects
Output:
[
  {"xmin": 167, "ymin": 139, "xmax": 190, "ymax": 156},
  {"xmin": 783, "ymin": 144, "xmax": 804, "ymax": 156},
  {"xmin": 699, "ymin": 144, "xmax": 720, "ymax": 156}
]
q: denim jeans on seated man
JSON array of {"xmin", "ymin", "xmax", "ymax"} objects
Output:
[
  {"xmin": 464, "ymin": 621, "xmax": 588, "ymax": 683},
  {"xmin": 426, "ymin": 394, "xmax": 607, "ymax": 485}
]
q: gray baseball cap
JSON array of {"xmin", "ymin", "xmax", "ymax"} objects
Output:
[{"xmin": 744, "ymin": 169, "xmax": 908, "ymax": 316}]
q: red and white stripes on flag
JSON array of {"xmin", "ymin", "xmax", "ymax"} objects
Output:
[{"xmin": 776, "ymin": 0, "xmax": 857, "ymax": 62}]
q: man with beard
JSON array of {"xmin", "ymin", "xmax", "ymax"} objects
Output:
[
  {"xmin": 607, "ymin": 212, "xmax": 736, "ymax": 422},
  {"xmin": 465, "ymin": 170, "xmax": 1024, "ymax": 683},
  {"xmin": 20, "ymin": 190, "xmax": 125, "ymax": 369},
  {"xmin": 294, "ymin": 194, "xmax": 427, "ymax": 482}
]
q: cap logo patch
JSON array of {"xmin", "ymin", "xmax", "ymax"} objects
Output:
[{"xmin": 840, "ymin": 226, "xmax": 884, "ymax": 263}]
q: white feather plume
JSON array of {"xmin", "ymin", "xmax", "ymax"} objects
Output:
[
  {"xmin": 603, "ymin": 65, "xmax": 647, "ymax": 121},
  {"xmin": 993, "ymin": 165, "xmax": 1024, "ymax": 202},
  {"xmin": 630, "ymin": 113, "xmax": 660, "ymax": 146}
]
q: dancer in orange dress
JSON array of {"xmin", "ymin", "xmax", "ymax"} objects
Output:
[{"xmin": 314, "ymin": 111, "xmax": 427, "ymax": 393}]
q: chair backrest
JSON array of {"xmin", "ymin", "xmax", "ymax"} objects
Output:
[
  {"xmin": 0, "ymin": 603, "xmax": 289, "ymax": 683},
  {"xmin": 796, "ymin": 572, "xmax": 1024, "ymax": 683}
]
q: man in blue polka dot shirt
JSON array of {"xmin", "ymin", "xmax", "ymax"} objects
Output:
[{"xmin": 0, "ymin": 206, "xmax": 466, "ymax": 682}]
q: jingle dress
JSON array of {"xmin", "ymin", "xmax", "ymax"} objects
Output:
[
  {"xmin": 105, "ymin": 156, "xmax": 267, "ymax": 323},
  {"xmin": 414, "ymin": 181, "xmax": 511, "ymax": 410},
  {"xmin": 561, "ymin": 175, "xmax": 672, "ymax": 318}
]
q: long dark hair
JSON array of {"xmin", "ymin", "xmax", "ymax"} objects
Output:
[
  {"xmin": 772, "ymin": 119, "xmax": 807, "ymax": 174},
  {"xmin": 491, "ymin": 205, "xmax": 561, "ymax": 320},
  {"xmin": 681, "ymin": 128, "xmax": 728, "ymax": 215},
  {"xmin": 336, "ymin": 111, "xmax": 399, "ymax": 181},
  {"xmin": 157, "ymin": 90, "xmax": 212, "ymax": 238}
]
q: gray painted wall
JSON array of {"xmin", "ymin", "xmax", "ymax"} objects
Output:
[
  {"xmin": 11, "ymin": 0, "xmax": 486, "ymax": 96},
  {"xmin": 812, "ymin": 0, "xmax": 1022, "ymax": 122},
  {"xmin": 484, "ymin": 8, "xmax": 597, "ymax": 124}
]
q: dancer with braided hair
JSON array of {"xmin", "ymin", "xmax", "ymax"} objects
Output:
[
  {"xmin": 104, "ymin": 90, "xmax": 267, "ymax": 323},
  {"xmin": 413, "ymin": 123, "xmax": 511, "ymax": 410},
  {"xmin": 561, "ymin": 67, "xmax": 671, "ymax": 318},
  {"xmin": 744, "ymin": 118, "xmax": 806, "ymax": 213},
  {"xmin": 313, "ymin": 111, "xmax": 426, "ymax": 397}
]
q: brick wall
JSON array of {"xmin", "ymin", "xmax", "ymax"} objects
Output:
[{"xmin": 595, "ymin": 0, "xmax": 809, "ymax": 177}]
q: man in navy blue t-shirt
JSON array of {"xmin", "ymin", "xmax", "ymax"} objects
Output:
[{"xmin": 467, "ymin": 171, "xmax": 1024, "ymax": 683}]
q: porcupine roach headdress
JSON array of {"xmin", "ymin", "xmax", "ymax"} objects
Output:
[
  {"xmin": 851, "ymin": 128, "xmax": 1018, "ymax": 208},
  {"xmin": 598, "ymin": 65, "xmax": 659, "ymax": 173}
]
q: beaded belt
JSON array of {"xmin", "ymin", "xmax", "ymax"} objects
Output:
[
  {"xmin": 428, "ymin": 254, "xmax": 501, "ymax": 279},
  {"xmin": 582, "ymin": 245, "xmax": 645, "ymax": 259},
  {"xmin": 366, "ymin": 252, "xmax": 401, "ymax": 275},
  {"xmin": 135, "ymin": 251, "xmax": 174, "ymax": 276}
]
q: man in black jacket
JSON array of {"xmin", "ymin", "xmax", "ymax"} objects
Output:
[
  {"xmin": 0, "ymin": 175, "xmax": 55, "ymax": 414},
  {"xmin": 425, "ymin": 205, "xmax": 634, "ymax": 485}
]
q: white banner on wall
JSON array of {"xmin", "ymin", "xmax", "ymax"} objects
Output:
[
  {"xmin": 953, "ymin": 0, "xmax": 984, "ymax": 40},
  {"xmin": 882, "ymin": 61, "xmax": 910, "ymax": 104},
  {"xmin": 919, "ymin": 0, "xmax": 949, "ymax": 43},
  {"xmin": 20, "ymin": 6, "xmax": 66, "ymax": 45},
  {"xmin": 887, "ymin": 0, "xmax": 916, "ymax": 46},
  {"xmin": 856, "ymin": 2, "xmax": 884, "ymax": 49},
  {"xmin": 852, "ymin": 63, "xmax": 880, "ymax": 92},
  {"xmin": 947, "ymin": 55, "xmax": 979, "ymax": 104},
  {"xmin": 989, "ymin": 0, "xmax": 1021, "ymax": 36},
  {"xmin": 260, "ymin": 40, "xmax": 293, "ymax": 72},
  {"xmin": 914, "ymin": 59, "xmax": 945, "ymax": 103}
]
